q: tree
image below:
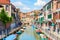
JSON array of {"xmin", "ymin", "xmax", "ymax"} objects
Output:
[
  {"xmin": 0, "ymin": 9, "xmax": 12, "ymax": 35},
  {"xmin": 0, "ymin": 9, "xmax": 12, "ymax": 26}
]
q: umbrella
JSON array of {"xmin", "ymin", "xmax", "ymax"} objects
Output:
[{"xmin": 5, "ymin": 34, "xmax": 16, "ymax": 40}]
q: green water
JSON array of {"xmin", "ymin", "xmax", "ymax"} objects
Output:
[{"xmin": 18, "ymin": 26, "xmax": 40, "ymax": 40}]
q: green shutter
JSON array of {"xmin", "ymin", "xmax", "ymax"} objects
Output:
[
  {"xmin": 38, "ymin": 17, "xmax": 44, "ymax": 24},
  {"xmin": 47, "ymin": 3, "xmax": 51, "ymax": 10},
  {"xmin": 39, "ymin": 13, "xmax": 42, "ymax": 16},
  {"xmin": 48, "ymin": 14, "xmax": 52, "ymax": 19},
  {"xmin": 41, "ymin": 17, "xmax": 44, "ymax": 21}
]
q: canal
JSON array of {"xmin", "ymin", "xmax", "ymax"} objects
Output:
[
  {"xmin": 4, "ymin": 25, "xmax": 48, "ymax": 40},
  {"xmin": 18, "ymin": 25, "xmax": 40, "ymax": 40}
]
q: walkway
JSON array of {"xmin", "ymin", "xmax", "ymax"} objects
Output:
[{"xmin": 18, "ymin": 25, "xmax": 40, "ymax": 40}]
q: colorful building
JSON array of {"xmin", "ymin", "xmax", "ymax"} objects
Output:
[
  {"xmin": 52, "ymin": 0, "xmax": 60, "ymax": 33},
  {"xmin": 36, "ymin": 0, "xmax": 60, "ymax": 40},
  {"xmin": 0, "ymin": 0, "xmax": 21, "ymax": 35},
  {"xmin": 0, "ymin": 0, "xmax": 12, "ymax": 34}
]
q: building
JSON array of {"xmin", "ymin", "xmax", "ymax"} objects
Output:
[
  {"xmin": 33, "ymin": 10, "xmax": 40, "ymax": 20},
  {"xmin": 0, "ymin": 0, "xmax": 11, "ymax": 17},
  {"xmin": 36, "ymin": 0, "xmax": 60, "ymax": 40},
  {"xmin": 0, "ymin": 0, "xmax": 12, "ymax": 34},
  {"xmin": 26, "ymin": 12, "xmax": 34, "ymax": 24},
  {"xmin": 0, "ymin": 0, "xmax": 22, "ymax": 35},
  {"xmin": 37, "ymin": 9, "xmax": 45, "ymax": 27},
  {"xmin": 15, "ymin": 8, "xmax": 22, "ymax": 26},
  {"xmin": 42, "ymin": 0, "xmax": 53, "ymax": 27},
  {"xmin": 52, "ymin": 0, "xmax": 60, "ymax": 33},
  {"xmin": 19, "ymin": 12, "xmax": 27, "ymax": 25}
]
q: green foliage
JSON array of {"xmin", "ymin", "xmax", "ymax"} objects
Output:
[{"xmin": 0, "ymin": 9, "xmax": 12, "ymax": 25}]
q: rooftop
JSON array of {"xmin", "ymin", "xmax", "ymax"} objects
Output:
[{"xmin": 0, "ymin": 0, "xmax": 10, "ymax": 4}]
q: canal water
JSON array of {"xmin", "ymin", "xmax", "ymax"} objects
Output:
[
  {"xmin": 4, "ymin": 25, "xmax": 48, "ymax": 40},
  {"xmin": 18, "ymin": 25, "xmax": 48, "ymax": 40},
  {"xmin": 18, "ymin": 25, "xmax": 40, "ymax": 40}
]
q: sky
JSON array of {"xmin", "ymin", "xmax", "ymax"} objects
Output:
[{"xmin": 11, "ymin": 0, "xmax": 51, "ymax": 13}]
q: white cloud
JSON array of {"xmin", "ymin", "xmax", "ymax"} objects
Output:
[
  {"xmin": 22, "ymin": 6, "xmax": 30, "ymax": 10},
  {"xmin": 33, "ymin": 8, "xmax": 38, "ymax": 10},
  {"xmin": 11, "ymin": 2, "xmax": 24, "ymax": 7},
  {"xmin": 34, "ymin": 0, "xmax": 46, "ymax": 6}
]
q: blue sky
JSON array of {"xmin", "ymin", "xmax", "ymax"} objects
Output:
[{"xmin": 11, "ymin": 0, "xmax": 51, "ymax": 13}]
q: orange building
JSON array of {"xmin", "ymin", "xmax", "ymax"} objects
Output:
[{"xmin": 52, "ymin": 0, "xmax": 60, "ymax": 29}]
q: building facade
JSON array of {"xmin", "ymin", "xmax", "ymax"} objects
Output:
[
  {"xmin": 0, "ymin": 0, "xmax": 21, "ymax": 35},
  {"xmin": 36, "ymin": 0, "xmax": 60, "ymax": 40}
]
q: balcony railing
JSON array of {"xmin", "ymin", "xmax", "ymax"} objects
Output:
[{"xmin": 40, "ymin": 27, "xmax": 60, "ymax": 40}]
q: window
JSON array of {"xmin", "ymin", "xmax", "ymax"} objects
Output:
[
  {"xmin": 48, "ymin": 14, "xmax": 52, "ymax": 19},
  {"xmin": 39, "ymin": 17, "xmax": 44, "ymax": 23},
  {"xmin": 57, "ymin": 2, "xmax": 60, "ymax": 9},
  {"xmin": 56, "ymin": 12, "xmax": 58, "ymax": 14},
  {"xmin": 6, "ymin": 5, "xmax": 9, "ymax": 11},
  {"xmin": 11, "ymin": 13, "xmax": 15, "ymax": 19},
  {"xmin": 39, "ymin": 13, "xmax": 42, "ymax": 16},
  {"xmin": 59, "ymin": 11, "xmax": 60, "ymax": 19},
  {"xmin": 44, "ymin": 7, "xmax": 46, "ymax": 11},
  {"xmin": 41, "ymin": 17, "xmax": 44, "ymax": 21},
  {"xmin": 47, "ymin": 3, "xmax": 51, "ymax": 10}
]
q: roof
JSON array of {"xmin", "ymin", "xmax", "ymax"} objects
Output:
[{"xmin": 0, "ymin": 0, "xmax": 10, "ymax": 4}]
